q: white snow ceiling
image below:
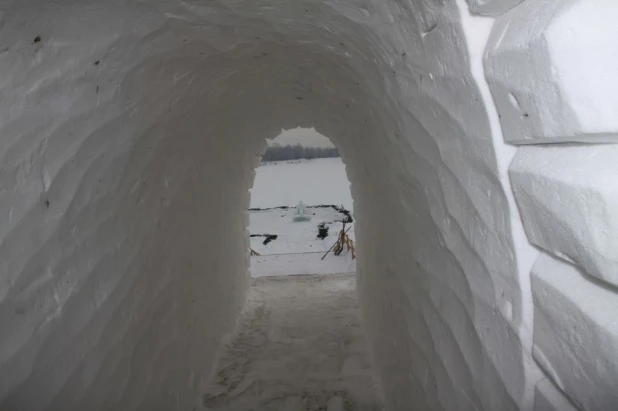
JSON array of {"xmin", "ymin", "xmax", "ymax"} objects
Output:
[{"xmin": 1, "ymin": 0, "xmax": 617, "ymax": 410}]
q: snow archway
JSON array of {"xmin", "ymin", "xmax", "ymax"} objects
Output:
[{"xmin": 1, "ymin": 1, "xmax": 617, "ymax": 410}]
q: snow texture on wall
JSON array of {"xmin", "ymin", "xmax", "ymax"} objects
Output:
[
  {"xmin": 492, "ymin": 1, "xmax": 618, "ymax": 410},
  {"xmin": 0, "ymin": 0, "xmax": 616, "ymax": 410},
  {"xmin": 485, "ymin": 0, "xmax": 618, "ymax": 143}
]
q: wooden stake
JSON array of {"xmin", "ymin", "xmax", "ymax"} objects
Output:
[{"xmin": 321, "ymin": 226, "xmax": 352, "ymax": 260}]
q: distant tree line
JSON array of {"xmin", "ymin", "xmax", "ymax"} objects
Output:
[{"xmin": 261, "ymin": 144, "xmax": 340, "ymax": 162}]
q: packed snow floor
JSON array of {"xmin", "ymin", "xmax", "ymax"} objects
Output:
[{"xmin": 203, "ymin": 273, "xmax": 384, "ymax": 411}]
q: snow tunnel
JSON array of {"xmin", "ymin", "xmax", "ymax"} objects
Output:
[{"xmin": 1, "ymin": 0, "xmax": 617, "ymax": 410}]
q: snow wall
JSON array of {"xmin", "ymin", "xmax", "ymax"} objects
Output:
[{"xmin": 1, "ymin": 0, "xmax": 617, "ymax": 410}]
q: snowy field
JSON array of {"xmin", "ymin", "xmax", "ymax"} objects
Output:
[
  {"xmin": 249, "ymin": 158, "xmax": 356, "ymax": 277},
  {"xmin": 251, "ymin": 253, "xmax": 356, "ymax": 278},
  {"xmin": 249, "ymin": 207, "xmax": 352, "ymax": 255},
  {"xmin": 250, "ymin": 158, "xmax": 353, "ymax": 210}
]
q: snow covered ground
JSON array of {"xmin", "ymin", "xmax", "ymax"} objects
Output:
[
  {"xmin": 249, "ymin": 158, "xmax": 355, "ymax": 277},
  {"xmin": 250, "ymin": 158, "xmax": 353, "ymax": 210},
  {"xmin": 249, "ymin": 207, "xmax": 353, "ymax": 255},
  {"xmin": 251, "ymin": 253, "xmax": 356, "ymax": 278},
  {"xmin": 203, "ymin": 273, "xmax": 384, "ymax": 410}
]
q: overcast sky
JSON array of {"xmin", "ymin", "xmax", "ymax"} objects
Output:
[{"xmin": 270, "ymin": 128, "xmax": 335, "ymax": 148}]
